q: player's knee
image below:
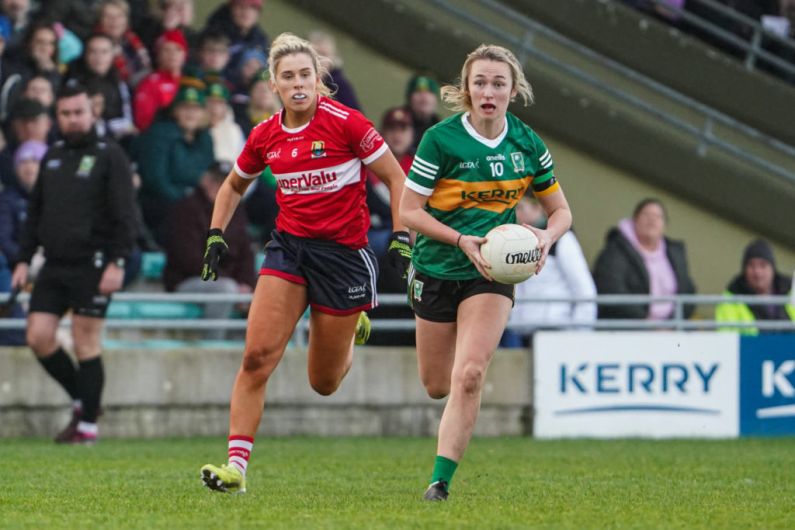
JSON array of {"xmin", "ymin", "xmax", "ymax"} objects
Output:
[
  {"xmin": 423, "ymin": 380, "xmax": 449, "ymax": 400},
  {"xmin": 309, "ymin": 375, "xmax": 341, "ymax": 396},
  {"xmin": 241, "ymin": 344, "xmax": 279, "ymax": 378},
  {"xmin": 455, "ymin": 363, "xmax": 485, "ymax": 395},
  {"xmin": 26, "ymin": 327, "xmax": 56, "ymax": 356}
]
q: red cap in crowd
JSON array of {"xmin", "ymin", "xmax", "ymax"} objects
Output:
[{"xmin": 156, "ymin": 29, "xmax": 188, "ymax": 54}]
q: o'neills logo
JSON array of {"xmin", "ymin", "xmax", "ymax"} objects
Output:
[
  {"xmin": 278, "ymin": 170, "xmax": 338, "ymax": 190},
  {"xmin": 505, "ymin": 248, "xmax": 541, "ymax": 264}
]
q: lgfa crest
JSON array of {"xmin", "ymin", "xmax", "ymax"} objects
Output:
[
  {"xmin": 311, "ymin": 141, "xmax": 326, "ymax": 159},
  {"xmin": 510, "ymin": 152, "xmax": 524, "ymax": 173}
]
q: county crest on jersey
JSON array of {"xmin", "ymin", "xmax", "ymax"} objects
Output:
[
  {"xmin": 234, "ymin": 96, "xmax": 388, "ymax": 249},
  {"xmin": 406, "ymin": 112, "xmax": 559, "ymax": 279}
]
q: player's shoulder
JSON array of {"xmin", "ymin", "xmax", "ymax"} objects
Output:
[
  {"xmin": 247, "ymin": 113, "xmax": 280, "ymax": 143},
  {"xmin": 430, "ymin": 113, "xmax": 465, "ymax": 134},
  {"xmin": 506, "ymin": 112, "xmax": 538, "ymax": 138},
  {"xmin": 418, "ymin": 113, "xmax": 465, "ymax": 146},
  {"xmin": 507, "ymin": 113, "xmax": 544, "ymax": 143},
  {"xmin": 316, "ymin": 96, "xmax": 360, "ymax": 122}
]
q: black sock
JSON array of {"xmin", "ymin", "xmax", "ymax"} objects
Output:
[
  {"xmin": 77, "ymin": 357, "xmax": 105, "ymax": 423},
  {"xmin": 37, "ymin": 348, "xmax": 79, "ymax": 400}
]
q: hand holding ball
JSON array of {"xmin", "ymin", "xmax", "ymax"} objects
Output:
[{"xmin": 478, "ymin": 224, "xmax": 541, "ymax": 284}]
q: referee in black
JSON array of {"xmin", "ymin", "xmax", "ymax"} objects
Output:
[{"xmin": 11, "ymin": 84, "xmax": 135, "ymax": 444}]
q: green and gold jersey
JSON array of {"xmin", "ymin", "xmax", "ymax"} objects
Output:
[{"xmin": 406, "ymin": 112, "xmax": 559, "ymax": 279}]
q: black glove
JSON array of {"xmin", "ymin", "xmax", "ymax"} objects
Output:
[
  {"xmin": 387, "ymin": 230, "xmax": 412, "ymax": 278},
  {"xmin": 201, "ymin": 228, "xmax": 228, "ymax": 281}
]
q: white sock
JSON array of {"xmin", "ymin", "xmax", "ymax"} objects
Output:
[{"xmin": 77, "ymin": 421, "xmax": 98, "ymax": 436}]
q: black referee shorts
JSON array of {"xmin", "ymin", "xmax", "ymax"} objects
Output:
[
  {"xmin": 407, "ymin": 266, "xmax": 514, "ymax": 323},
  {"xmin": 29, "ymin": 260, "xmax": 110, "ymax": 318},
  {"xmin": 260, "ymin": 230, "xmax": 378, "ymax": 316}
]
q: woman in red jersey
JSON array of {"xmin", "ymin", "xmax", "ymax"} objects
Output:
[{"xmin": 199, "ymin": 33, "xmax": 410, "ymax": 494}]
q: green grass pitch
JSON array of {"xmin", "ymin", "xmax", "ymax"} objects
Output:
[{"xmin": 1, "ymin": 437, "xmax": 793, "ymax": 529}]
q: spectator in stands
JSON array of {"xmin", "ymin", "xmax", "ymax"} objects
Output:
[
  {"xmin": 234, "ymin": 47, "xmax": 267, "ymax": 95},
  {"xmin": 716, "ymin": 239, "xmax": 795, "ymax": 334},
  {"xmin": 138, "ymin": 0, "xmax": 197, "ymax": 59},
  {"xmin": 308, "ymin": 30, "xmax": 361, "ymax": 110},
  {"xmin": 0, "ymin": 139, "xmax": 46, "ymax": 345},
  {"xmin": 0, "ymin": 0, "xmax": 33, "ymax": 56},
  {"xmin": 96, "ymin": 0, "xmax": 151, "ymax": 86},
  {"xmin": 21, "ymin": 74, "xmax": 55, "ymax": 113},
  {"xmin": 164, "ymin": 160, "xmax": 255, "ymax": 339},
  {"xmin": 593, "ymin": 198, "xmax": 696, "ymax": 321},
  {"xmin": 405, "ymin": 74, "xmax": 440, "ymax": 150},
  {"xmin": 65, "ymin": 33, "xmax": 136, "ymax": 141},
  {"xmin": 0, "ymin": 22, "xmax": 61, "ymax": 120},
  {"xmin": 11, "ymin": 84, "xmax": 136, "ymax": 444},
  {"xmin": 207, "ymin": 0, "xmax": 269, "ymax": 89},
  {"xmin": 133, "ymin": 83, "xmax": 213, "ymax": 244},
  {"xmin": 367, "ymin": 106, "xmax": 414, "ymax": 257},
  {"xmin": 501, "ymin": 197, "xmax": 597, "ymax": 347},
  {"xmin": 206, "ymin": 78, "xmax": 245, "ymax": 163},
  {"xmin": 133, "ymin": 28, "xmax": 188, "ymax": 131},
  {"xmin": 196, "ymin": 28, "xmax": 231, "ymax": 79},
  {"xmin": 0, "ymin": 98, "xmax": 52, "ymax": 190},
  {"xmin": 232, "ymin": 67, "xmax": 279, "ymax": 136}
]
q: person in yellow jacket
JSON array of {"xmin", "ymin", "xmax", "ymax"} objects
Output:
[{"xmin": 716, "ymin": 239, "xmax": 795, "ymax": 335}]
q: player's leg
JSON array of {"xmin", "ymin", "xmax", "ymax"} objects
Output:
[
  {"xmin": 300, "ymin": 239, "xmax": 379, "ymax": 394},
  {"xmin": 68, "ymin": 314, "xmax": 105, "ymax": 443},
  {"xmin": 425, "ymin": 291, "xmax": 512, "ymax": 501},
  {"xmin": 230, "ymin": 275, "xmax": 307, "ymax": 434},
  {"xmin": 415, "ymin": 317, "xmax": 456, "ymax": 399},
  {"xmin": 202, "ymin": 275, "xmax": 307, "ymax": 493},
  {"xmin": 27, "ymin": 266, "xmax": 84, "ymax": 440},
  {"xmin": 305, "ymin": 310, "xmax": 360, "ymax": 395},
  {"xmin": 408, "ymin": 269, "xmax": 458, "ymax": 399}
]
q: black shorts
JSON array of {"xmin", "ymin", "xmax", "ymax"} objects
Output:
[
  {"xmin": 29, "ymin": 260, "xmax": 111, "ymax": 318},
  {"xmin": 260, "ymin": 230, "xmax": 378, "ymax": 315},
  {"xmin": 407, "ymin": 266, "xmax": 515, "ymax": 323}
]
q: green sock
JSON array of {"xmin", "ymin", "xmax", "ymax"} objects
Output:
[{"xmin": 431, "ymin": 455, "xmax": 458, "ymax": 489}]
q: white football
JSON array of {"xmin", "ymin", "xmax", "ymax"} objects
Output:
[{"xmin": 479, "ymin": 224, "xmax": 541, "ymax": 284}]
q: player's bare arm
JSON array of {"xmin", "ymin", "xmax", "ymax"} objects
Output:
[
  {"xmin": 523, "ymin": 189, "xmax": 572, "ymax": 274},
  {"xmin": 210, "ymin": 169, "xmax": 254, "ymax": 231},
  {"xmin": 367, "ymin": 149, "xmax": 409, "ymax": 232}
]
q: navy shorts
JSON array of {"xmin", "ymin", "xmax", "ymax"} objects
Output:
[
  {"xmin": 407, "ymin": 266, "xmax": 514, "ymax": 323},
  {"xmin": 29, "ymin": 260, "xmax": 111, "ymax": 318},
  {"xmin": 260, "ymin": 231, "xmax": 379, "ymax": 315}
]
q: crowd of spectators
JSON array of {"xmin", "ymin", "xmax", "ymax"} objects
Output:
[{"xmin": 0, "ymin": 0, "xmax": 791, "ymax": 346}]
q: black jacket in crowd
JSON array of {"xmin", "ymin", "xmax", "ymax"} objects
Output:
[
  {"xmin": 18, "ymin": 130, "xmax": 136, "ymax": 265},
  {"xmin": 593, "ymin": 227, "xmax": 697, "ymax": 319}
]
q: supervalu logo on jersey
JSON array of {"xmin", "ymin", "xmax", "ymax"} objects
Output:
[
  {"xmin": 534, "ymin": 332, "xmax": 740, "ymax": 438},
  {"xmin": 739, "ymin": 335, "xmax": 795, "ymax": 436}
]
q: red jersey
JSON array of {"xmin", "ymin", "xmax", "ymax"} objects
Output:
[{"xmin": 235, "ymin": 96, "xmax": 388, "ymax": 249}]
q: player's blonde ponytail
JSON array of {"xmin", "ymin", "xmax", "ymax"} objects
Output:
[
  {"xmin": 268, "ymin": 32, "xmax": 332, "ymax": 97},
  {"xmin": 441, "ymin": 44, "xmax": 533, "ymax": 112}
]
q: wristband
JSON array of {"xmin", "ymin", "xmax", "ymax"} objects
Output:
[{"xmin": 456, "ymin": 233, "xmax": 463, "ymax": 248}]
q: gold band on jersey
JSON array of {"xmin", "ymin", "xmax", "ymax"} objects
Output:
[{"xmin": 428, "ymin": 176, "xmax": 532, "ymax": 213}]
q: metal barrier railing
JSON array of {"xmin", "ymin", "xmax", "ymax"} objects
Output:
[
  {"xmin": 646, "ymin": 0, "xmax": 795, "ymax": 76},
  {"xmin": 0, "ymin": 292, "xmax": 792, "ymax": 333},
  {"xmin": 420, "ymin": 0, "xmax": 795, "ymax": 185}
]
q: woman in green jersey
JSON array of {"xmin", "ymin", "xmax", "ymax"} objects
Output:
[{"xmin": 399, "ymin": 44, "xmax": 573, "ymax": 501}]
